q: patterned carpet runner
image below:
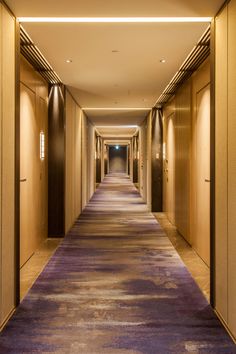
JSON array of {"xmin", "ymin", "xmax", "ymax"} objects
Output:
[{"xmin": 0, "ymin": 174, "xmax": 235, "ymax": 353}]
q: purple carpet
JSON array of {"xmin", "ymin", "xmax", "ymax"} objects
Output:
[{"xmin": 0, "ymin": 174, "xmax": 235, "ymax": 353}]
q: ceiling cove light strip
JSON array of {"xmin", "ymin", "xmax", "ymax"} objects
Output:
[
  {"xmin": 18, "ymin": 17, "xmax": 212, "ymax": 23},
  {"xmin": 96, "ymin": 125, "xmax": 138, "ymax": 128},
  {"xmin": 82, "ymin": 108, "xmax": 151, "ymax": 110}
]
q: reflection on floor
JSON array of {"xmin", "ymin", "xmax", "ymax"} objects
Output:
[
  {"xmin": 0, "ymin": 174, "xmax": 234, "ymax": 353},
  {"xmin": 153, "ymin": 212, "xmax": 210, "ymax": 302},
  {"xmin": 20, "ymin": 238, "xmax": 62, "ymax": 301}
]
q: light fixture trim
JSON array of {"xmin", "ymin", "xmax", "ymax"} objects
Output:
[
  {"xmin": 66, "ymin": 59, "xmax": 72, "ymax": 63},
  {"xmin": 18, "ymin": 17, "xmax": 212, "ymax": 23}
]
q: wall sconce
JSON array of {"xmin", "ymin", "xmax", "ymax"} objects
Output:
[
  {"xmin": 163, "ymin": 143, "xmax": 166, "ymax": 160},
  {"xmin": 40, "ymin": 131, "xmax": 45, "ymax": 161}
]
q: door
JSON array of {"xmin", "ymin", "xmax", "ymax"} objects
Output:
[
  {"xmin": 195, "ymin": 84, "xmax": 210, "ymax": 266},
  {"xmin": 165, "ymin": 113, "xmax": 175, "ymax": 224},
  {"xmin": 20, "ymin": 83, "xmax": 37, "ymax": 267}
]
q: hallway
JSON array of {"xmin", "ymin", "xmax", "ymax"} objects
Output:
[{"xmin": 0, "ymin": 174, "xmax": 234, "ymax": 353}]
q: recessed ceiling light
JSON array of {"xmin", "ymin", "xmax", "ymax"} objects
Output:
[
  {"xmin": 66, "ymin": 59, "xmax": 72, "ymax": 63},
  {"xmin": 160, "ymin": 59, "xmax": 166, "ymax": 63}
]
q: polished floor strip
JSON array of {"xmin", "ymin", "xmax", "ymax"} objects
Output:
[
  {"xmin": 0, "ymin": 174, "xmax": 235, "ymax": 353},
  {"xmin": 154, "ymin": 213, "xmax": 210, "ymax": 301}
]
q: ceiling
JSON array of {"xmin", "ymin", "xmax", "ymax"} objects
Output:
[
  {"xmin": 96, "ymin": 126, "xmax": 138, "ymax": 138},
  {"xmin": 6, "ymin": 0, "xmax": 224, "ymax": 137},
  {"xmin": 6, "ymin": 0, "xmax": 223, "ymax": 17}
]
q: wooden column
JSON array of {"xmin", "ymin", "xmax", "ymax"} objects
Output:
[
  {"xmin": 48, "ymin": 84, "xmax": 65, "ymax": 237},
  {"xmin": 151, "ymin": 109, "xmax": 163, "ymax": 212}
]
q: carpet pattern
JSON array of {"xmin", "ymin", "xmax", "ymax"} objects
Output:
[{"xmin": 0, "ymin": 174, "xmax": 235, "ymax": 353}]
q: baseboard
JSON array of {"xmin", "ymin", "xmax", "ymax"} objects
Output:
[
  {"xmin": 214, "ymin": 309, "xmax": 236, "ymax": 344},
  {"xmin": 0, "ymin": 308, "xmax": 16, "ymax": 332}
]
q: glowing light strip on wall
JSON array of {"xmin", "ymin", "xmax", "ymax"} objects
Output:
[
  {"xmin": 40, "ymin": 131, "xmax": 45, "ymax": 161},
  {"xmin": 18, "ymin": 17, "xmax": 212, "ymax": 23}
]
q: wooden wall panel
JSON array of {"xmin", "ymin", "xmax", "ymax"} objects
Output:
[
  {"xmin": 20, "ymin": 83, "xmax": 36, "ymax": 266},
  {"xmin": 215, "ymin": 0, "xmax": 236, "ymax": 339},
  {"xmin": 139, "ymin": 120, "xmax": 147, "ymax": 202},
  {"xmin": 228, "ymin": 0, "xmax": 236, "ymax": 337},
  {"xmin": 65, "ymin": 90, "xmax": 82, "ymax": 233},
  {"xmin": 95, "ymin": 135, "xmax": 102, "ymax": 184},
  {"xmin": 163, "ymin": 60, "xmax": 210, "ymax": 250},
  {"xmin": 164, "ymin": 112, "xmax": 176, "ymax": 225},
  {"xmin": 87, "ymin": 121, "xmax": 96, "ymax": 201},
  {"xmin": 163, "ymin": 98, "xmax": 175, "ymax": 216},
  {"xmin": 81, "ymin": 111, "xmax": 88, "ymax": 210},
  {"xmin": 75, "ymin": 105, "xmax": 82, "ymax": 216},
  {"xmin": 195, "ymin": 84, "xmax": 211, "ymax": 266},
  {"xmin": 146, "ymin": 112, "xmax": 152, "ymax": 210},
  {"xmin": 175, "ymin": 81, "xmax": 191, "ymax": 241},
  {"xmin": 191, "ymin": 60, "xmax": 211, "ymax": 262},
  {"xmin": 20, "ymin": 57, "xmax": 48, "ymax": 267},
  {"xmin": 0, "ymin": 3, "xmax": 16, "ymax": 327},
  {"xmin": 215, "ymin": 6, "xmax": 228, "ymax": 322},
  {"xmin": 151, "ymin": 110, "xmax": 163, "ymax": 212}
]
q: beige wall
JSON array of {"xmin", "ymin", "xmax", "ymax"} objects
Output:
[
  {"xmin": 163, "ymin": 59, "xmax": 210, "ymax": 254},
  {"xmin": 87, "ymin": 120, "xmax": 96, "ymax": 201},
  {"xmin": 65, "ymin": 92, "xmax": 95, "ymax": 230},
  {"xmin": 80, "ymin": 110, "xmax": 96, "ymax": 209},
  {"xmin": 65, "ymin": 90, "xmax": 82, "ymax": 233},
  {"xmin": 139, "ymin": 120, "xmax": 147, "ymax": 202},
  {"xmin": 138, "ymin": 112, "xmax": 152, "ymax": 208},
  {"xmin": 81, "ymin": 111, "xmax": 88, "ymax": 209},
  {"xmin": 163, "ymin": 108, "xmax": 176, "ymax": 225},
  {"xmin": 191, "ymin": 62, "xmax": 210, "ymax": 265},
  {"xmin": 0, "ymin": 3, "xmax": 16, "ymax": 328},
  {"xmin": 215, "ymin": 0, "xmax": 236, "ymax": 339},
  {"xmin": 20, "ymin": 56, "xmax": 48, "ymax": 267},
  {"xmin": 146, "ymin": 112, "xmax": 152, "ymax": 210}
]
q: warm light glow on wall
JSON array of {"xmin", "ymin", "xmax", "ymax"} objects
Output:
[
  {"xmin": 163, "ymin": 143, "xmax": 166, "ymax": 160},
  {"xmin": 40, "ymin": 131, "xmax": 45, "ymax": 161},
  {"xmin": 18, "ymin": 17, "xmax": 212, "ymax": 23}
]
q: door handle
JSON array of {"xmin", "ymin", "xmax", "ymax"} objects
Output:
[
  {"xmin": 205, "ymin": 179, "xmax": 211, "ymax": 182},
  {"xmin": 20, "ymin": 178, "xmax": 27, "ymax": 182}
]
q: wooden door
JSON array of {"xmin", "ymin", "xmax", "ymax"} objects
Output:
[
  {"xmin": 165, "ymin": 113, "xmax": 175, "ymax": 224},
  {"xmin": 20, "ymin": 83, "xmax": 37, "ymax": 267},
  {"xmin": 195, "ymin": 84, "xmax": 210, "ymax": 266}
]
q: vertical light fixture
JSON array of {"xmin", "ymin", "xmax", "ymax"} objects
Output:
[{"xmin": 40, "ymin": 131, "xmax": 45, "ymax": 160}]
